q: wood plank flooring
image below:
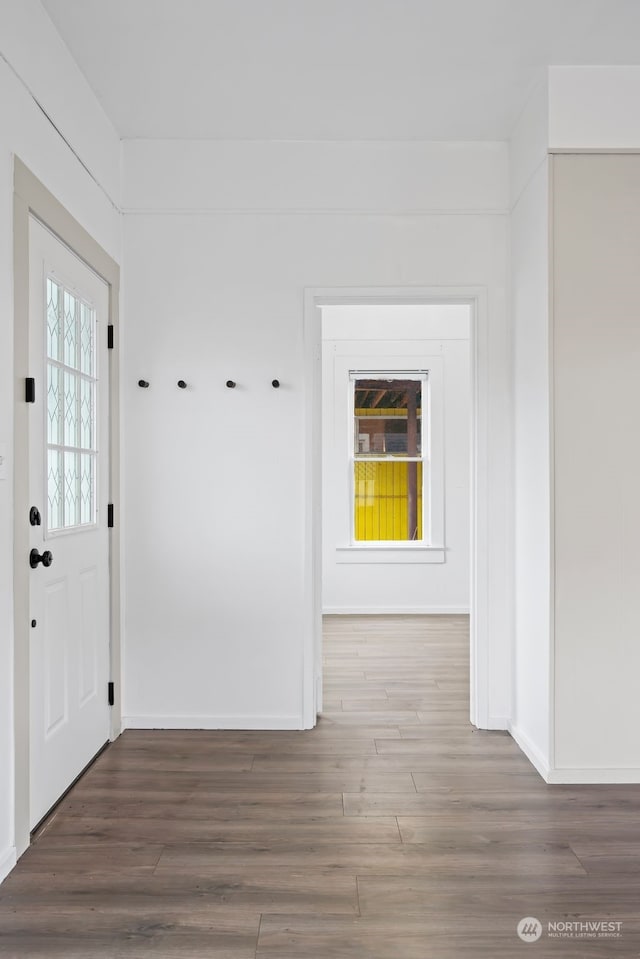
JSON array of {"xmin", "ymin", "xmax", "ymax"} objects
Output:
[{"xmin": 2, "ymin": 614, "xmax": 640, "ymax": 956}]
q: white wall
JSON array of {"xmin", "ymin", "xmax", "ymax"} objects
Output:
[
  {"xmin": 509, "ymin": 79, "xmax": 552, "ymax": 777},
  {"xmin": 122, "ymin": 139, "xmax": 508, "ymax": 214},
  {"xmin": 121, "ymin": 139, "xmax": 512, "ymax": 730},
  {"xmin": 0, "ymin": 0, "xmax": 121, "ymax": 881},
  {"xmin": 549, "ymin": 66, "xmax": 640, "ymax": 151},
  {"xmin": 322, "ymin": 305, "xmax": 470, "ymax": 614}
]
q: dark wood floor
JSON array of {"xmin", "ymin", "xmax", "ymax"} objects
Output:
[{"xmin": 2, "ymin": 615, "xmax": 640, "ymax": 957}]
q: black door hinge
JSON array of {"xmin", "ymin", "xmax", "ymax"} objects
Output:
[
  {"xmin": 25, "ymin": 377, "xmax": 35, "ymax": 403},
  {"xmin": 108, "ymin": 682, "xmax": 115, "ymax": 706},
  {"xmin": 107, "ymin": 325, "xmax": 114, "ymax": 349},
  {"xmin": 107, "ymin": 504, "xmax": 114, "ymax": 528}
]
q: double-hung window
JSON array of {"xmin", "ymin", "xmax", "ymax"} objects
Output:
[{"xmin": 351, "ymin": 372, "xmax": 428, "ymax": 543}]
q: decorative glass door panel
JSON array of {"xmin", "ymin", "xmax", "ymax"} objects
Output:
[{"xmin": 46, "ymin": 277, "xmax": 97, "ymax": 533}]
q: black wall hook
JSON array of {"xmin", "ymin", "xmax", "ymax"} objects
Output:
[
  {"xmin": 177, "ymin": 380, "xmax": 187, "ymax": 389},
  {"xmin": 272, "ymin": 379, "xmax": 280, "ymax": 389},
  {"xmin": 226, "ymin": 380, "xmax": 236, "ymax": 389},
  {"xmin": 138, "ymin": 380, "xmax": 150, "ymax": 388}
]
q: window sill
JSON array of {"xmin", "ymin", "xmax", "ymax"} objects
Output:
[{"xmin": 335, "ymin": 545, "xmax": 446, "ymax": 565}]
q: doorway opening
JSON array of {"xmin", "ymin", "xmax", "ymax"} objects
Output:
[{"xmin": 303, "ymin": 290, "xmax": 487, "ymax": 731}]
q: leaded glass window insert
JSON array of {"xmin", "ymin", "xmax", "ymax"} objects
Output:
[
  {"xmin": 46, "ymin": 277, "xmax": 97, "ymax": 532},
  {"xmin": 351, "ymin": 373, "xmax": 427, "ymax": 542}
]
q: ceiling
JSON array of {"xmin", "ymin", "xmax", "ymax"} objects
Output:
[{"xmin": 40, "ymin": 0, "xmax": 640, "ymax": 141}]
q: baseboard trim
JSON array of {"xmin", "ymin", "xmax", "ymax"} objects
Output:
[
  {"xmin": 509, "ymin": 723, "xmax": 551, "ymax": 781},
  {"xmin": 546, "ymin": 767, "xmax": 640, "ymax": 784},
  {"xmin": 0, "ymin": 846, "xmax": 17, "ymax": 885},
  {"xmin": 322, "ymin": 606, "xmax": 471, "ymax": 615},
  {"xmin": 122, "ymin": 715, "xmax": 303, "ymax": 731}
]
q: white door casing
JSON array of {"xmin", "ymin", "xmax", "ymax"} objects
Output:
[
  {"xmin": 303, "ymin": 288, "xmax": 490, "ymax": 730},
  {"xmin": 28, "ymin": 217, "xmax": 110, "ymax": 828}
]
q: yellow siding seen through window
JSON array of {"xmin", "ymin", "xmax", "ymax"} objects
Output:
[{"xmin": 354, "ymin": 461, "xmax": 423, "ymax": 541}]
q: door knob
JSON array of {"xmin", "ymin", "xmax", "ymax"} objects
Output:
[{"xmin": 30, "ymin": 548, "xmax": 53, "ymax": 569}]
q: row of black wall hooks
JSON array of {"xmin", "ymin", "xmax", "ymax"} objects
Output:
[{"xmin": 137, "ymin": 379, "xmax": 281, "ymax": 389}]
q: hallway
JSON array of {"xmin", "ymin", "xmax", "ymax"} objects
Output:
[{"xmin": 1, "ymin": 615, "xmax": 639, "ymax": 957}]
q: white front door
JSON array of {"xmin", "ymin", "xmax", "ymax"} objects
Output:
[{"xmin": 28, "ymin": 217, "xmax": 111, "ymax": 829}]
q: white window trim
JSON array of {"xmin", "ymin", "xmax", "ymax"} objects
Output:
[
  {"xmin": 350, "ymin": 369, "xmax": 428, "ymax": 547},
  {"xmin": 335, "ymin": 545, "xmax": 446, "ymax": 564},
  {"xmin": 336, "ymin": 354, "xmax": 446, "ymax": 563}
]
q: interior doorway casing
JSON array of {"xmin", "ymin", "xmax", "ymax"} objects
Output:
[
  {"xmin": 303, "ymin": 287, "xmax": 489, "ymax": 730},
  {"xmin": 13, "ymin": 158, "xmax": 121, "ymax": 857}
]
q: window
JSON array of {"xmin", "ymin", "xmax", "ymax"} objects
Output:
[
  {"xmin": 46, "ymin": 277, "xmax": 97, "ymax": 532},
  {"xmin": 351, "ymin": 373, "xmax": 427, "ymax": 543}
]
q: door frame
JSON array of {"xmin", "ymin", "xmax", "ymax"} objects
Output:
[
  {"xmin": 13, "ymin": 158, "xmax": 121, "ymax": 857},
  {"xmin": 302, "ymin": 287, "xmax": 489, "ymax": 730}
]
